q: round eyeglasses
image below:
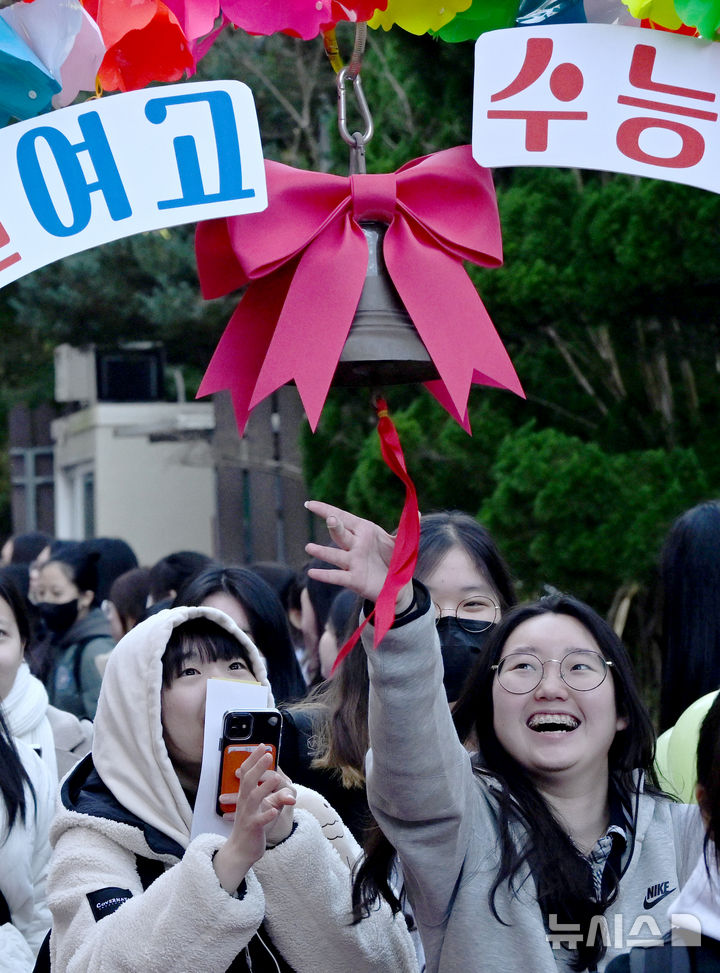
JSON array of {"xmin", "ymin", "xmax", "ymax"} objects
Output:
[
  {"xmin": 433, "ymin": 595, "xmax": 499, "ymax": 633},
  {"xmin": 491, "ymin": 650, "xmax": 614, "ymax": 694}
]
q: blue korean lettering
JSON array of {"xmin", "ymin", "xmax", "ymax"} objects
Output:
[
  {"xmin": 17, "ymin": 112, "xmax": 132, "ymax": 238},
  {"xmin": 144, "ymin": 90, "xmax": 256, "ymax": 210}
]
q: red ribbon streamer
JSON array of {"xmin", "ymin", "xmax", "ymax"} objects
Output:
[{"xmin": 330, "ymin": 397, "xmax": 420, "ymax": 674}]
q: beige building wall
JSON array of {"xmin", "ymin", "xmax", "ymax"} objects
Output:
[{"xmin": 51, "ymin": 402, "xmax": 215, "ymax": 565}]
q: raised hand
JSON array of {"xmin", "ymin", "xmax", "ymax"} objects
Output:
[
  {"xmin": 213, "ymin": 746, "xmax": 296, "ymax": 893},
  {"xmin": 304, "ymin": 500, "xmax": 413, "ymax": 611}
]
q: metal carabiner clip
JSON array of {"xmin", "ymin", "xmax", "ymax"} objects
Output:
[{"xmin": 337, "ymin": 65, "xmax": 374, "ymax": 149}]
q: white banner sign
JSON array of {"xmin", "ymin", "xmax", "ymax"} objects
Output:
[
  {"xmin": 473, "ymin": 24, "xmax": 720, "ymax": 193},
  {"xmin": 0, "ymin": 80, "xmax": 267, "ymax": 288}
]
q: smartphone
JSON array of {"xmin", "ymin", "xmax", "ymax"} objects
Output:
[{"xmin": 216, "ymin": 710, "xmax": 283, "ymax": 816}]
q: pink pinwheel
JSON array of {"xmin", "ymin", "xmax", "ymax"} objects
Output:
[
  {"xmin": 225, "ymin": 0, "xmax": 387, "ymax": 40},
  {"xmin": 195, "ymin": 145, "xmax": 523, "ymax": 435},
  {"xmin": 164, "ymin": 0, "xmax": 387, "ymax": 44}
]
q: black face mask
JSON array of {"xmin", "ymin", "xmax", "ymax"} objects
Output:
[
  {"xmin": 36, "ymin": 599, "xmax": 80, "ymax": 637},
  {"xmin": 436, "ymin": 616, "xmax": 495, "ymax": 703}
]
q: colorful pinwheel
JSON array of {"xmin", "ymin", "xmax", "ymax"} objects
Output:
[
  {"xmin": 369, "ymin": 0, "xmax": 473, "ymax": 34},
  {"xmin": 0, "ymin": 15, "xmax": 60, "ymax": 126}
]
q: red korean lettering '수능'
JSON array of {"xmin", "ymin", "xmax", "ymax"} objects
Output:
[
  {"xmin": 616, "ymin": 43, "xmax": 717, "ymax": 168},
  {"xmin": 487, "ymin": 37, "xmax": 587, "ymax": 151}
]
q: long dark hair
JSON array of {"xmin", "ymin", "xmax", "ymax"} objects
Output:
[
  {"xmin": 175, "ymin": 566, "xmax": 306, "ymax": 705},
  {"xmin": 0, "ymin": 573, "xmax": 35, "ymax": 832},
  {"xmin": 0, "ymin": 706, "xmax": 35, "ymax": 833},
  {"xmin": 696, "ymin": 691, "xmax": 720, "ymax": 875},
  {"xmin": 659, "ymin": 500, "xmax": 720, "ymax": 730},
  {"xmin": 452, "ymin": 592, "xmax": 658, "ymax": 972},
  {"xmin": 296, "ymin": 592, "xmax": 367, "ymax": 787}
]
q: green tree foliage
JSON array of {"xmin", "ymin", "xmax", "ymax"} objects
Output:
[{"xmin": 479, "ymin": 424, "xmax": 708, "ymax": 607}]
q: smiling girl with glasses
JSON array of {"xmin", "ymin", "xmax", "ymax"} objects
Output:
[{"xmin": 305, "ymin": 500, "xmax": 705, "ymax": 973}]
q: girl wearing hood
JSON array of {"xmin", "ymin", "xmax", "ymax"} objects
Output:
[
  {"xmin": 305, "ymin": 500, "xmax": 705, "ymax": 973},
  {"xmin": 47, "ymin": 604, "xmax": 416, "ymax": 973}
]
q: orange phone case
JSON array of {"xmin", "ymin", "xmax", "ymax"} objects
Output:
[{"xmin": 217, "ymin": 743, "xmax": 278, "ymax": 815}]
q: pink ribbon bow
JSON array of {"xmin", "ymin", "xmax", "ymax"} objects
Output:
[{"xmin": 195, "ymin": 144, "xmax": 524, "ymax": 434}]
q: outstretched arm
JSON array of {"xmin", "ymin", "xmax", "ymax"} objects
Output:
[{"xmin": 304, "ymin": 500, "xmax": 413, "ymax": 613}]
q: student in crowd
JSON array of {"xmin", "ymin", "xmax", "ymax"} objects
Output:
[
  {"xmin": 102, "ymin": 567, "xmax": 151, "ymax": 643},
  {"xmin": 608, "ymin": 690, "xmax": 720, "ymax": 971},
  {"xmin": 250, "ymin": 561, "xmax": 306, "ymax": 661},
  {"xmin": 658, "ymin": 500, "xmax": 720, "ymax": 732},
  {"xmin": 176, "ymin": 565, "xmax": 307, "ymax": 706},
  {"xmin": 317, "ymin": 588, "xmax": 362, "ymax": 681},
  {"xmin": 282, "ymin": 591, "xmax": 370, "ymax": 841},
  {"xmin": 305, "ymin": 500, "xmax": 705, "ymax": 973},
  {"xmin": 1, "ymin": 532, "xmax": 52, "ymax": 569},
  {"xmin": 0, "ymin": 572, "xmax": 92, "ymax": 779},
  {"xmin": 85, "ymin": 537, "xmax": 138, "ymax": 605},
  {"xmin": 34, "ymin": 542, "xmax": 114, "ymax": 721},
  {"xmin": 0, "ymin": 706, "xmax": 54, "ymax": 971},
  {"xmin": 284, "ymin": 508, "xmax": 515, "ymax": 839},
  {"xmin": 146, "ymin": 550, "xmax": 213, "ymax": 613},
  {"xmin": 47, "ymin": 605, "xmax": 416, "ymax": 972},
  {"xmin": 296, "ymin": 559, "xmax": 345, "ymax": 687}
]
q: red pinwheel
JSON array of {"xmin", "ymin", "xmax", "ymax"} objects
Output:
[
  {"xmin": 86, "ymin": 0, "xmax": 193, "ymax": 91},
  {"xmin": 195, "ymin": 145, "xmax": 524, "ymax": 435}
]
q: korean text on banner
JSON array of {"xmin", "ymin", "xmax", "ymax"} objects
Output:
[
  {"xmin": 0, "ymin": 80, "xmax": 267, "ymax": 288},
  {"xmin": 473, "ymin": 24, "xmax": 720, "ymax": 194}
]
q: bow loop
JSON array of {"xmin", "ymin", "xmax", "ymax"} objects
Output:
[{"xmin": 195, "ymin": 145, "xmax": 524, "ymax": 435}]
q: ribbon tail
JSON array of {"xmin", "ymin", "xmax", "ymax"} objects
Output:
[
  {"xmin": 423, "ymin": 381, "xmax": 473, "ymax": 433},
  {"xmin": 386, "ymin": 221, "xmax": 523, "ymax": 422},
  {"xmin": 249, "ymin": 218, "xmax": 368, "ymax": 431},
  {"xmin": 331, "ymin": 397, "xmax": 420, "ymax": 674},
  {"xmin": 373, "ymin": 400, "xmax": 420, "ymax": 646},
  {"xmin": 196, "ymin": 266, "xmax": 294, "ymax": 435}
]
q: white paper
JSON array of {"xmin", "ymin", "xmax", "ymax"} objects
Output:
[
  {"xmin": 0, "ymin": 79, "xmax": 267, "ymax": 287},
  {"xmin": 474, "ymin": 24, "xmax": 720, "ymax": 194},
  {"xmin": 191, "ymin": 677, "xmax": 271, "ymax": 840}
]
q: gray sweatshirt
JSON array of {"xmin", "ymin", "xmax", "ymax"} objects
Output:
[{"xmin": 362, "ymin": 604, "xmax": 704, "ymax": 973}]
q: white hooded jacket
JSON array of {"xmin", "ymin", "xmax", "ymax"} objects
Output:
[
  {"xmin": 48, "ymin": 604, "xmax": 416, "ymax": 973},
  {"xmin": 0, "ymin": 737, "xmax": 55, "ymax": 972}
]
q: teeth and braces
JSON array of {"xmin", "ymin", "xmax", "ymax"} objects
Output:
[{"xmin": 527, "ymin": 713, "xmax": 580, "ymax": 731}]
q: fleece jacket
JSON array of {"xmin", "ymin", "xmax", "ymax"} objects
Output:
[{"xmin": 48, "ymin": 604, "xmax": 417, "ymax": 973}]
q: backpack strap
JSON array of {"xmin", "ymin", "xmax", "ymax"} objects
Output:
[{"xmin": 72, "ymin": 635, "xmax": 96, "ymax": 698}]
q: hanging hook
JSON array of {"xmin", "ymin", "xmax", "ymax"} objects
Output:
[
  {"xmin": 337, "ymin": 67, "xmax": 373, "ymax": 148},
  {"xmin": 323, "ymin": 22, "xmax": 367, "ymax": 78},
  {"xmin": 329, "ymin": 22, "xmax": 373, "ymax": 174}
]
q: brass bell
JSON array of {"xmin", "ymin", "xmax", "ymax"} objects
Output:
[{"xmin": 333, "ymin": 221, "xmax": 439, "ymax": 387}]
